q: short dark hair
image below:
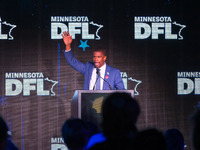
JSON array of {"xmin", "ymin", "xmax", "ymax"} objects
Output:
[{"xmin": 94, "ymin": 48, "xmax": 106, "ymax": 56}]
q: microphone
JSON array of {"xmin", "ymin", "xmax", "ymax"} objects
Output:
[
  {"xmin": 96, "ymin": 68, "xmax": 100, "ymax": 76},
  {"xmin": 93, "ymin": 68, "xmax": 100, "ymax": 90},
  {"xmin": 93, "ymin": 68, "xmax": 112, "ymax": 90}
]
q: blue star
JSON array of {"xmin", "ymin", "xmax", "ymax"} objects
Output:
[{"xmin": 78, "ymin": 40, "xmax": 90, "ymax": 51}]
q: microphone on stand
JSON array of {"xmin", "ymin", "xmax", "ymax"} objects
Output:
[
  {"xmin": 93, "ymin": 68, "xmax": 100, "ymax": 90},
  {"xmin": 96, "ymin": 68, "xmax": 100, "ymax": 76},
  {"xmin": 93, "ymin": 68, "xmax": 112, "ymax": 90}
]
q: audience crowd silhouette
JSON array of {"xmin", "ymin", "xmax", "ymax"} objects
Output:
[
  {"xmin": 61, "ymin": 93, "xmax": 200, "ymax": 150},
  {"xmin": 1, "ymin": 93, "xmax": 200, "ymax": 150}
]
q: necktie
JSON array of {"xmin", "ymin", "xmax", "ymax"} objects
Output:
[{"xmin": 96, "ymin": 68, "xmax": 101, "ymax": 90}]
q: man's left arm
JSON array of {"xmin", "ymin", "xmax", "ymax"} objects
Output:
[{"xmin": 114, "ymin": 70, "xmax": 126, "ymax": 90}]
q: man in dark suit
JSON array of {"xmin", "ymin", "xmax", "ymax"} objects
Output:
[{"xmin": 62, "ymin": 31, "xmax": 125, "ymax": 90}]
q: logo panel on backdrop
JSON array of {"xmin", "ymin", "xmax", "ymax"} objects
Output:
[
  {"xmin": 177, "ymin": 72, "xmax": 200, "ymax": 95},
  {"xmin": 51, "ymin": 137, "xmax": 68, "ymax": 150},
  {"xmin": 51, "ymin": 16, "xmax": 103, "ymax": 40},
  {"xmin": 5, "ymin": 72, "xmax": 58, "ymax": 96},
  {"xmin": 134, "ymin": 16, "xmax": 186, "ymax": 40},
  {"xmin": 121, "ymin": 72, "xmax": 142, "ymax": 95}
]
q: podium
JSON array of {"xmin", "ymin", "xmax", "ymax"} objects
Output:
[{"xmin": 71, "ymin": 90, "xmax": 134, "ymax": 128}]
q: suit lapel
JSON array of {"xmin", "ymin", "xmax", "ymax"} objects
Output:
[
  {"xmin": 103, "ymin": 65, "xmax": 111, "ymax": 89},
  {"xmin": 88, "ymin": 64, "xmax": 94, "ymax": 84}
]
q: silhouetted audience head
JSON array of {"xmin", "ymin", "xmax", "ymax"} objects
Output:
[
  {"xmin": 164, "ymin": 128, "xmax": 184, "ymax": 150},
  {"xmin": 134, "ymin": 128, "xmax": 167, "ymax": 150},
  {"xmin": 191, "ymin": 102, "xmax": 200, "ymax": 150},
  {"xmin": 0, "ymin": 116, "xmax": 8, "ymax": 150},
  {"xmin": 88, "ymin": 92, "xmax": 140, "ymax": 150},
  {"xmin": 61, "ymin": 118, "xmax": 90, "ymax": 150},
  {"xmin": 101, "ymin": 92, "xmax": 140, "ymax": 139}
]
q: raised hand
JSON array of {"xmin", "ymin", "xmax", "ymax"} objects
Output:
[{"xmin": 62, "ymin": 31, "xmax": 72, "ymax": 50}]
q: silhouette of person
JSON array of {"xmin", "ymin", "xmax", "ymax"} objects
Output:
[
  {"xmin": 0, "ymin": 116, "xmax": 8, "ymax": 150},
  {"xmin": 134, "ymin": 128, "xmax": 167, "ymax": 150},
  {"xmin": 0, "ymin": 116, "xmax": 19, "ymax": 150},
  {"xmin": 88, "ymin": 92, "xmax": 140, "ymax": 150},
  {"xmin": 61, "ymin": 118, "xmax": 90, "ymax": 150},
  {"xmin": 164, "ymin": 128, "xmax": 185, "ymax": 150},
  {"xmin": 191, "ymin": 102, "xmax": 200, "ymax": 150}
]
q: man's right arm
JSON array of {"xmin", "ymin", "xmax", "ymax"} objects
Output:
[
  {"xmin": 63, "ymin": 50, "xmax": 86, "ymax": 74},
  {"xmin": 62, "ymin": 31, "xmax": 86, "ymax": 74}
]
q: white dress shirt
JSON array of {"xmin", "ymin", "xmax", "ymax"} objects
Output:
[{"xmin": 89, "ymin": 63, "xmax": 106, "ymax": 90}]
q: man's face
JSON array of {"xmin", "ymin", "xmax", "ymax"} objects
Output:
[{"xmin": 93, "ymin": 51, "xmax": 107, "ymax": 68}]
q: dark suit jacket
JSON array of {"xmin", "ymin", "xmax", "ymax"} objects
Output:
[{"xmin": 63, "ymin": 50, "xmax": 125, "ymax": 90}]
